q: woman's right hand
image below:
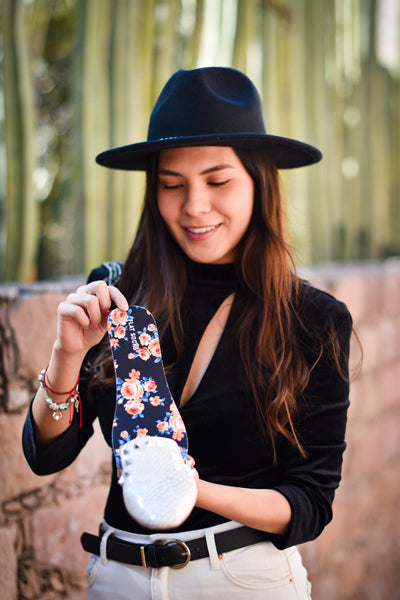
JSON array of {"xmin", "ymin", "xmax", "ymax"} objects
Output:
[
  {"xmin": 54, "ymin": 280, "xmax": 129, "ymax": 357},
  {"xmin": 32, "ymin": 281, "xmax": 129, "ymax": 446}
]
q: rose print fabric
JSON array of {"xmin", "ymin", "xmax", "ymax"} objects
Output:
[{"xmin": 107, "ymin": 306, "xmax": 189, "ymax": 468}]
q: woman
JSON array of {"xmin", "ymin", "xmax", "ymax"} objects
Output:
[{"xmin": 23, "ymin": 67, "xmax": 352, "ymax": 599}]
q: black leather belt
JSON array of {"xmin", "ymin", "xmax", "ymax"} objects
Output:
[{"xmin": 81, "ymin": 525, "xmax": 269, "ymax": 569}]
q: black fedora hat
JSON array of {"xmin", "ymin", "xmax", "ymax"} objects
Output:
[{"xmin": 96, "ymin": 67, "xmax": 322, "ymax": 170}]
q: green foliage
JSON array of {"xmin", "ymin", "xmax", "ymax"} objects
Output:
[{"xmin": 0, "ymin": 0, "xmax": 399, "ymax": 281}]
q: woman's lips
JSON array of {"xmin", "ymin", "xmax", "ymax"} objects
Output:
[{"xmin": 184, "ymin": 224, "xmax": 221, "ymax": 240}]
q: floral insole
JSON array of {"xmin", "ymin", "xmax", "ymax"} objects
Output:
[{"xmin": 107, "ymin": 306, "xmax": 189, "ymax": 468}]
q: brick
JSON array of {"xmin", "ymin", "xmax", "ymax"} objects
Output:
[
  {"xmin": 6, "ymin": 383, "xmax": 31, "ymax": 412},
  {"xmin": 312, "ymin": 515, "xmax": 346, "ymax": 566},
  {"xmin": 342, "ymin": 419, "xmax": 383, "ymax": 483},
  {"xmin": 31, "ymin": 484, "xmax": 108, "ymax": 575},
  {"xmin": 331, "ymin": 486, "xmax": 376, "ymax": 553},
  {"xmin": 330, "ymin": 541, "xmax": 366, "ymax": 599},
  {"xmin": 393, "ymin": 319, "xmax": 400, "ymax": 360},
  {"xmin": 331, "ymin": 264, "xmax": 400, "ymax": 326},
  {"xmin": 348, "ymin": 372, "xmax": 380, "ymax": 424},
  {"xmin": 0, "ymin": 413, "xmax": 54, "ymax": 503},
  {"xmin": 330, "ymin": 271, "xmax": 369, "ymax": 325},
  {"xmin": 363, "ymin": 512, "xmax": 400, "ymax": 600},
  {"xmin": 301, "ymin": 483, "xmax": 372, "ymax": 598},
  {"xmin": 377, "ymin": 458, "xmax": 400, "ymax": 509},
  {"xmin": 364, "ymin": 273, "xmax": 385, "ymax": 320},
  {"xmin": 382, "ymin": 265, "xmax": 400, "ymax": 317},
  {"xmin": 67, "ymin": 592, "xmax": 88, "ymax": 600},
  {"xmin": 354, "ymin": 322, "xmax": 381, "ymax": 373},
  {"xmin": 21, "ymin": 493, "xmax": 39, "ymax": 509},
  {"xmin": 379, "ymin": 317, "xmax": 400, "ymax": 365},
  {"xmin": 298, "ymin": 541, "xmax": 317, "ymax": 575},
  {"xmin": 8, "ymin": 292, "xmax": 67, "ymax": 383},
  {"xmin": 378, "ymin": 363, "xmax": 400, "ymax": 411},
  {"xmin": 74, "ymin": 420, "xmax": 112, "ymax": 481},
  {"xmin": 349, "ymin": 331, "xmax": 364, "ymax": 377},
  {"xmin": 381, "ymin": 409, "xmax": 400, "ymax": 464},
  {"xmin": 3, "ymin": 500, "xmax": 23, "ymax": 514},
  {"xmin": 307, "ymin": 571, "xmax": 338, "ymax": 600},
  {"xmin": 0, "ymin": 524, "xmax": 18, "ymax": 600}
]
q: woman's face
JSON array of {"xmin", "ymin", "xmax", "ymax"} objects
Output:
[{"xmin": 157, "ymin": 146, "xmax": 254, "ymax": 264}]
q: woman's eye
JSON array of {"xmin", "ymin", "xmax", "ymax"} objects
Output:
[
  {"xmin": 161, "ymin": 182, "xmax": 182, "ymax": 190},
  {"xmin": 208, "ymin": 179, "xmax": 229, "ymax": 187}
]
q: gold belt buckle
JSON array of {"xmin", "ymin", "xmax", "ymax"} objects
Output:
[{"xmin": 162, "ymin": 539, "xmax": 191, "ymax": 569}]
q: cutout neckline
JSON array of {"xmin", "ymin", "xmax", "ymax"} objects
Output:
[{"xmin": 179, "ymin": 293, "xmax": 235, "ymax": 408}]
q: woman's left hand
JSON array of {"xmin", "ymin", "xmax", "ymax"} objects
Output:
[{"xmin": 195, "ymin": 479, "xmax": 291, "ymax": 536}]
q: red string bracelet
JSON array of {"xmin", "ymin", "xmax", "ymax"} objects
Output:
[{"xmin": 43, "ymin": 365, "xmax": 82, "ymax": 427}]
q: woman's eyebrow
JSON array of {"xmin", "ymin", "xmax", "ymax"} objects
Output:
[
  {"xmin": 158, "ymin": 164, "xmax": 234, "ymax": 177},
  {"xmin": 158, "ymin": 168, "xmax": 182, "ymax": 176},
  {"xmin": 200, "ymin": 164, "xmax": 234, "ymax": 175}
]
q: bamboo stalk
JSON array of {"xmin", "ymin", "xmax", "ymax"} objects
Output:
[
  {"xmin": 232, "ymin": 0, "xmax": 248, "ymax": 73},
  {"xmin": 140, "ymin": 0, "xmax": 157, "ymax": 108},
  {"xmin": 387, "ymin": 78, "xmax": 400, "ymax": 256},
  {"xmin": 2, "ymin": 0, "xmax": 21, "ymax": 280},
  {"xmin": 81, "ymin": 0, "xmax": 112, "ymax": 271},
  {"xmin": 187, "ymin": 0, "xmax": 205, "ymax": 68},
  {"xmin": 303, "ymin": 0, "xmax": 333, "ymax": 261},
  {"xmin": 279, "ymin": 0, "xmax": 311, "ymax": 264},
  {"xmin": 109, "ymin": 0, "xmax": 145, "ymax": 260},
  {"xmin": 71, "ymin": 0, "xmax": 87, "ymax": 274},
  {"xmin": 369, "ymin": 63, "xmax": 391, "ymax": 258},
  {"xmin": 109, "ymin": 0, "xmax": 130, "ymax": 260},
  {"xmin": 2, "ymin": 0, "xmax": 37, "ymax": 281},
  {"xmin": 153, "ymin": 0, "xmax": 179, "ymax": 89}
]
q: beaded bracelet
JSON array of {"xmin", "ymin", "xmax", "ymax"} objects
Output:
[{"xmin": 38, "ymin": 366, "xmax": 82, "ymax": 427}]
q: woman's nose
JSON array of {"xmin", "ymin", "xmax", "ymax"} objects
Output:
[{"xmin": 182, "ymin": 185, "xmax": 211, "ymax": 216}]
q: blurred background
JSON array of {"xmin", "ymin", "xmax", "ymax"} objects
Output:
[{"xmin": 0, "ymin": 0, "xmax": 399, "ymax": 283}]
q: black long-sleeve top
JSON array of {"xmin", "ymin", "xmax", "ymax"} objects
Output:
[{"xmin": 22, "ymin": 260, "xmax": 352, "ymax": 550}]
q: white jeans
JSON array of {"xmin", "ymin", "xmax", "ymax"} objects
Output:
[{"xmin": 87, "ymin": 520, "xmax": 312, "ymax": 599}]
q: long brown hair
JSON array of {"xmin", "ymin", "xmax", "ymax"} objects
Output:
[{"xmin": 91, "ymin": 147, "xmax": 347, "ymax": 460}]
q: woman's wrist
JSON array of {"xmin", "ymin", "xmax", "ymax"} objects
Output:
[
  {"xmin": 46, "ymin": 343, "xmax": 87, "ymax": 389},
  {"xmin": 38, "ymin": 367, "xmax": 81, "ymax": 424},
  {"xmin": 51, "ymin": 340, "xmax": 88, "ymax": 364},
  {"xmin": 32, "ymin": 345, "xmax": 87, "ymax": 446}
]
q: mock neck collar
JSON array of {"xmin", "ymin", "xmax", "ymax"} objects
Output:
[{"xmin": 185, "ymin": 257, "xmax": 237, "ymax": 287}]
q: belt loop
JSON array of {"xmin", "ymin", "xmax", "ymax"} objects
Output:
[
  {"xmin": 205, "ymin": 529, "xmax": 221, "ymax": 571},
  {"xmin": 100, "ymin": 527, "xmax": 115, "ymax": 566}
]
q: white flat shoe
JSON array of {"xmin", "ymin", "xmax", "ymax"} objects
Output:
[{"xmin": 119, "ymin": 435, "xmax": 197, "ymax": 530}]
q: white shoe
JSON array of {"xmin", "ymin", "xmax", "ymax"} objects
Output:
[{"xmin": 119, "ymin": 436, "xmax": 197, "ymax": 530}]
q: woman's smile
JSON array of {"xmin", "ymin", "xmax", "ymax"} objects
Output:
[{"xmin": 184, "ymin": 223, "xmax": 222, "ymax": 240}]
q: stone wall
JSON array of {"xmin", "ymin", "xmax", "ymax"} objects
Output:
[{"xmin": 0, "ymin": 261, "xmax": 399, "ymax": 600}]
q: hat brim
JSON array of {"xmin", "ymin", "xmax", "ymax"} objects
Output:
[{"xmin": 95, "ymin": 134, "xmax": 322, "ymax": 171}]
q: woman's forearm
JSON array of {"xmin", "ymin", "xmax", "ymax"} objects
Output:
[{"xmin": 196, "ymin": 479, "xmax": 292, "ymax": 535}]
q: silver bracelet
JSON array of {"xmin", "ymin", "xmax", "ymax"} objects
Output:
[{"xmin": 38, "ymin": 369, "xmax": 70, "ymax": 421}]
